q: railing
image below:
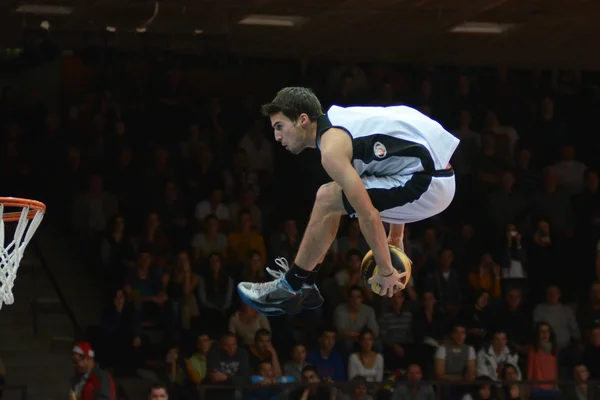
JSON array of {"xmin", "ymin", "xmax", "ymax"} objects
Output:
[{"xmin": 197, "ymin": 380, "xmax": 600, "ymax": 400}]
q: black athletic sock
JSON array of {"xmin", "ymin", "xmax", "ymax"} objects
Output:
[
  {"xmin": 305, "ymin": 264, "xmax": 322, "ymax": 286},
  {"xmin": 284, "ymin": 263, "xmax": 313, "ymax": 291}
]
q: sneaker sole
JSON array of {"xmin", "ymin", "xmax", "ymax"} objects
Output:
[{"xmin": 237, "ymin": 286, "xmax": 303, "ymax": 316}]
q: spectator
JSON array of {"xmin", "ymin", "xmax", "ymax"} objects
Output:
[
  {"xmin": 184, "ymin": 333, "xmax": 213, "ymax": 385},
  {"xmin": 229, "ymin": 188, "xmax": 263, "ymax": 232},
  {"xmin": 227, "ymin": 209, "xmax": 267, "ymax": 264},
  {"xmin": 191, "ymin": 214, "xmax": 228, "ymax": 262},
  {"xmin": 228, "ymin": 302, "xmax": 271, "ymax": 346},
  {"xmin": 391, "ymin": 364, "xmax": 435, "ymax": 400},
  {"xmin": 379, "ymin": 291, "xmax": 414, "ymax": 370},
  {"xmin": 468, "ymin": 253, "xmax": 502, "ymax": 299},
  {"xmin": 283, "ymin": 343, "xmax": 309, "ymax": 382},
  {"xmin": 460, "ymin": 376, "xmax": 494, "ymax": 400},
  {"xmin": 558, "ymin": 364, "xmax": 596, "ymax": 400},
  {"xmin": 500, "ymin": 224, "xmax": 528, "ymax": 289},
  {"xmin": 164, "ymin": 251, "xmax": 200, "ymax": 330},
  {"xmin": 425, "ymin": 249, "xmax": 462, "ymax": 319},
  {"xmin": 533, "ymin": 285, "xmax": 582, "ymax": 360},
  {"xmin": 241, "ymin": 251, "xmax": 266, "ymax": 283},
  {"xmin": 147, "ymin": 382, "xmax": 169, "ymax": 400},
  {"xmin": 527, "ymin": 323, "xmax": 559, "ymax": 397},
  {"xmin": 194, "ymin": 188, "xmax": 230, "ymax": 227},
  {"xmin": 306, "ymin": 328, "xmax": 345, "ymax": 382},
  {"xmin": 248, "ymin": 329, "xmax": 283, "ymax": 377},
  {"xmin": 412, "ymin": 291, "xmax": 446, "ymax": 378},
  {"xmin": 206, "ymin": 332, "xmax": 249, "ymax": 385},
  {"xmin": 462, "ymin": 290, "xmax": 494, "ymax": 349},
  {"xmin": 576, "ymin": 281, "xmax": 600, "ymax": 343},
  {"xmin": 476, "ymin": 330, "xmax": 521, "ymax": 381},
  {"xmin": 494, "ymin": 288, "xmax": 531, "ymax": 356},
  {"xmin": 496, "ymin": 363, "xmax": 529, "ymax": 400},
  {"xmin": 334, "ymin": 286, "xmax": 379, "ymax": 355},
  {"xmin": 347, "ymin": 329, "xmax": 384, "ymax": 382},
  {"xmin": 340, "ymin": 376, "xmax": 373, "ymax": 400},
  {"xmin": 197, "ymin": 253, "xmax": 234, "ymax": 329},
  {"xmin": 136, "ymin": 212, "xmax": 171, "ymax": 269},
  {"xmin": 70, "ymin": 342, "xmax": 116, "ymax": 400},
  {"xmin": 551, "ymin": 144, "xmax": 586, "ymax": 195},
  {"xmin": 434, "ymin": 323, "xmax": 476, "ymax": 400},
  {"xmin": 288, "ymin": 366, "xmax": 332, "ymax": 400},
  {"xmin": 581, "ymin": 327, "xmax": 600, "ymax": 379}
]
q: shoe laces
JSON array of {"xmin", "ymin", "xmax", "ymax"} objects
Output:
[
  {"xmin": 266, "ymin": 257, "xmax": 290, "ymax": 280},
  {"xmin": 252, "ymin": 278, "xmax": 283, "ymax": 296}
]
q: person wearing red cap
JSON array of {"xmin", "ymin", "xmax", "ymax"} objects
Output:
[{"xmin": 71, "ymin": 342, "xmax": 117, "ymax": 400}]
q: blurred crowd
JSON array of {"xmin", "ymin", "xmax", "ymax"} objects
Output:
[{"xmin": 2, "ymin": 55, "xmax": 600, "ymax": 400}]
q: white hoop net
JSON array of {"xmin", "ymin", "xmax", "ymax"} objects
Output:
[{"xmin": 0, "ymin": 204, "xmax": 45, "ymax": 309}]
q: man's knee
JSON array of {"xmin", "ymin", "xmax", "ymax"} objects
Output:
[{"xmin": 315, "ymin": 183, "xmax": 346, "ymax": 215}]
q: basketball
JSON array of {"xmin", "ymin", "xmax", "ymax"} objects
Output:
[{"xmin": 361, "ymin": 245, "xmax": 412, "ymax": 295}]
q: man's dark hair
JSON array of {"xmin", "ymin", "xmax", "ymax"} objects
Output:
[
  {"xmin": 147, "ymin": 381, "xmax": 168, "ymax": 396},
  {"xmin": 255, "ymin": 328, "xmax": 271, "ymax": 341},
  {"xmin": 261, "ymin": 87, "xmax": 323, "ymax": 122}
]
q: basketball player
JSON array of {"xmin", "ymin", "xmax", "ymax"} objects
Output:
[{"xmin": 238, "ymin": 87, "xmax": 459, "ymax": 315}]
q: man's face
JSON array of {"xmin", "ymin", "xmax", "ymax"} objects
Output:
[
  {"xmin": 72, "ymin": 354, "xmax": 91, "ymax": 375},
  {"xmin": 258, "ymin": 363, "xmax": 274, "ymax": 379},
  {"xmin": 406, "ymin": 365, "xmax": 422, "ymax": 381},
  {"xmin": 320, "ymin": 332, "xmax": 336, "ymax": 352},
  {"xmin": 451, "ymin": 326, "xmax": 466, "ymax": 344},
  {"xmin": 348, "ymin": 289, "xmax": 363, "ymax": 309},
  {"xmin": 302, "ymin": 369, "xmax": 320, "ymax": 384},
  {"xmin": 492, "ymin": 333, "xmax": 507, "ymax": 352},
  {"xmin": 222, "ymin": 336, "xmax": 237, "ymax": 357},
  {"xmin": 148, "ymin": 388, "xmax": 168, "ymax": 400},
  {"xmin": 256, "ymin": 334, "xmax": 272, "ymax": 353},
  {"xmin": 270, "ymin": 112, "xmax": 309, "ymax": 155},
  {"xmin": 197, "ymin": 335, "xmax": 212, "ymax": 354}
]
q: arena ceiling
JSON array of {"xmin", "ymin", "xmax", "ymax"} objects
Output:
[{"xmin": 4, "ymin": 0, "xmax": 600, "ymax": 68}]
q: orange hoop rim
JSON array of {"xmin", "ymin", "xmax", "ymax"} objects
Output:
[{"xmin": 0, "ymin": 197, "xmax": 46, "ymax": 222}]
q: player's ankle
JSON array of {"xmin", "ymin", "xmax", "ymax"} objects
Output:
[{"xmin": 284, "ymin": 263, "xmax": 312, "ymax": 291}]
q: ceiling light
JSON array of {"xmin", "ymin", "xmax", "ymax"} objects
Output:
[
  {"xmin": 136, "ymin": 27, "xmax": 147, "ymax": 33},
  {"xmin": 106, "ymin": 26, "xmax": 116, "ymax": 33},
  {"xmin": 40, "ymin": 20, "xmax": 50, "ymax": 30},
  {"xmin": 238, "ymin": 14, "xmax": 306, "ymax": 27},
  {"xmin": 449, "ymin": 21, "xmax": 515, "ymax": 34},
  {"xmin": 193, "ymin": 29, "xmax": 204, "ymax": 35}
]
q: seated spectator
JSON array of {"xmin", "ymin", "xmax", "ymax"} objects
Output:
[
  {"xmin": 348, "ymin": 329, "xmax": 384, "ymax": 382},
  {"xmin": 493, "ymin": 288, "xmax": 531, "ymax": 356},
  {"xmin": 283, "ymin": 343, "xmax": 309, "ymax": 382},
  {"xmin": 228, "ymin": 302, "xmax": 271, "ymax": 346},
  {"xmin": 270, "ymin": 218, "xmax": 301, "ymax": 262},
  {"xmin": 223, "ymin": 148, "xmax": 259, "ymax": 200},
  {"xmin": 391, "ymin": 363, "xmax": 435, "ymax": 400},
  {"xmin": 468, "ymin": 253, "xmax": 502, "ymax": 299},
  {"xmin": 240, "ymin": 250, "xmax": 266, "ymax": 283},
  {"xmin": 70, "ymin": 342, "xmax": 117, "ymax": 400},
  {"xmin": 424, "ymin": 249, "xmax": 462, "ymax": 320},
  {"xmin": 238, "ymin": 117, "xmax": 274, "ymax": 178},
  {"xmin": 559, "ymin": 364, "xmax": 597, "ymax": 400},
  {"xmin": 527, "ymin": 322, "xmax": 559, "ymax": 397},
  {"xmin": 379, "ymin": 291, "xmax": 414, "ymax": 370},
  {"xmin": 197, "ymin": 253, "xmax": 234, "ymax": 330},
  {"xmin": 248, "ymin": 329, "xmax": 282, "ymax": 377},
  {"xmin": 434, "ymin": 323, "xmax": 476, "ymax": 400},
  {"xmin": 533, "ymin": 285, "xmax": 582, "ymax": 366},
  {"xmin": 333, "ymin": 286, "xmax": 380, "ymax": 355},
  {"xmin": 462, "ymin": 290, "xmax": 493, "ymax": 349},
  {"xmin": 136, "ymin": 212, "xmax": 171, "ymax": 269},
  {"xmin": 460, "ymin": 376, "xmax": 494, "ymax": 400},
  {"xmin": 191, "ymin": 214, "xmax": 228, "ymax": 263},
  {"xmin": 412, "ymin": 291, "xmax": 447, "ymax": 378},
  {"xmin": 576, "ymin": 281, "xmax": 600, "ymax": 344},
  {"xmin": 248, "ymin": 361, "xmax": 295, "ymax": 400},
  {"xmin": 184, "ymin": 333, "xmax": 213, "ymax": 385},
  {"xmin": 157, "ymin": 180, "xmax": 190, "ymax": 245},
  {"xmin": 581, "ymin": 327, "xmax": 600, "ymax": 379},
  {"xmin": 500, "ymin": 224, "xmax": 528, "ymax": 288},
  {"xmin": 333, "ymin": 219, "xmax": 369, "ymax": 262},
  {"xmin": 288, "ymin": 365, "xmax": 332, "ymax": 400},
  {"xmin": 306, "ymin": 328, "xmax": 345, "ymax": 382},
  {"xmin": 476, "ymin": 330, "xmax": 521, "ymax": 381},
  {"xmin": 227, "ymin": 209, "xmax": 267, "ymax": 264},
  {"xmin": 206, "ymin": 332, "xmax": 249, "ymax": 385},
  {"xmin": 123, "ymin": 251, "xmax": 172, "ymax": 336},
  {"xmin": 229, "ymin": 188, "xmax": 263, "ymax": 232},
  {"xmin": 335, "ymin": 250, "xmax": 373, "ymax": 302},
  {"xmin": 100, "ymin": 214, "xmax": 135, "ymax": 283},
  {"xmin": 496, "ymin": 363, "xmax": 529, "ymax": 400},
  {"xmin": 165, "ymin": 251, "xmax": 200, "ymax": 330},
  {"xmin": 340, "ymin": 376, "xmax": 373, "ymax": 400},
  {"xmin": 194, "ymin": 188, "xmax": 229, "ymax": 227}
]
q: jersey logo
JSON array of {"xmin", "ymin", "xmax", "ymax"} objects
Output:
[{"xmin": 373, "ymin": 142, "xmax": 387, "ymax": 158}]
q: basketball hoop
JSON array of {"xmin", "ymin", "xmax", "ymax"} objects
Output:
[{"xmin": 0, "ymin": 197, "xmax": 46, "ymax": 309}]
